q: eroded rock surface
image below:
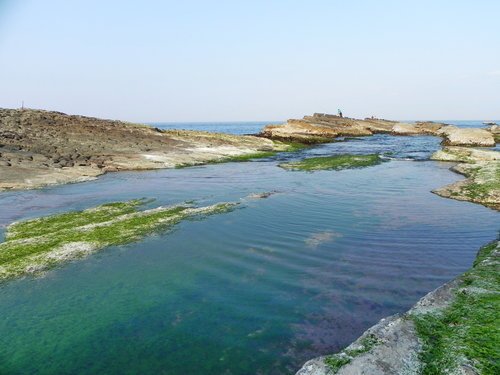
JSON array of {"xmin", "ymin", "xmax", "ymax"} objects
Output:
[
  {"xmin": 262, "ymin": 113, "xmax": 496, "ymax": 147},
  {"xmin": 439, "ymin": 126, "xmax": 495, "ymax": 147},
  {"xmin": 431, "ymin": 147, "xmax": 500, "ymax": 210},
  {"xmin": 0, "ymin": 108, "xmax": 280, "ymax": 190}
]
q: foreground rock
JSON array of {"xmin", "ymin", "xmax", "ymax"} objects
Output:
[
  {"xmin": 431, "ymin": 147, "xmax": 500, "ymax": 210},
  {"xmin": 0, "ymin": 108, "xmax": 286, "ymax": 191},
  {"xmin": 262, "ymin": 113, "xmax": 496, "ymax": 147},
  {"xmin": 296, "ymin": 240, "xmax": 499, "ymax": 375}
]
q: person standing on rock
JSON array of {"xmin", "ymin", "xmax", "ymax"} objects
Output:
[{"xmin": 338, "ymin": 109, "xmax": 343, "ymax": 118}]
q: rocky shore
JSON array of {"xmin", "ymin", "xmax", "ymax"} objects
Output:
[
  {"xmin": 0, "ymin": 108, "xmax": 286, "ymax": 191},
  {"xmin": 261, "ymin": 113, "xmax": 496, "ymax": 146},
  {"xmin": 1, "ymin": 108, "xmax": 498, "ymax": 374},
  {"xmin": 296, "ymin": 240, "xmax": 499, "ymax": 375},
  {"xmin": 431, "ymin": 147, "xmax": 499, "ymax": 210},
  {"xmin": 262, "ymin": 113, "xmax": 499, "ymax": 210},
  {"xmin": 281, "ymin": 115, "xmax": 498, "ymax": 374}
]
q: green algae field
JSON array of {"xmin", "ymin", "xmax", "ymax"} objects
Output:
[
  {"xmin": 279, "ymin": 154, "xmax": 384, "ymax": 171},
  {"xmin": 0, "ymin": 199, "xmax": 237, "ymax": 281}
]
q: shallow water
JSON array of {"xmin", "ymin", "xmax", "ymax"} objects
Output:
[{"xmin": 0, "ymin": 133, "xmax": 498, "ymax": 374}]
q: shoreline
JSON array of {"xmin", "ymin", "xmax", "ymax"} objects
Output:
[
  {"xmin": 1, "ymin": 109, "xmax": 498, "ymax": 210},
  {"xmin": 0, "ymin": 108, "xmax": 292, "ymax": 192},
  {"xmin": 295, "ymin": 239, "xmax": 499, "ymax": 375}
]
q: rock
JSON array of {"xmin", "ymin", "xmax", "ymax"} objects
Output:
[
  {"xmin": 391, "ymin": 123, "xmax": 421, "ymax": 135},
  {"xmin": 414, "ymin": 121, "xmax": 445, "ymax": 135},
  {"xmin": 295, "ymin": 240, "xmax": 499, "ymax": 374},
  {"xmin": 31, "ymin": 154, "xmax": 49, "ymax": 162},
  {"xmin": 439, "ymin": 126, "xmax": 495, "ymax": 147},
  {"xmin": 261, "ymin": 120, "xmax": 338, "ymax": 143},
  {"xmin": 295, "ymin": 313, "xmax": 422, "ymax": 375},
  {"xmin": 431, "ymin": 147, "xmax": 500, "ymax": 210},
  {"xmin": 431, "ymin": 147, "xmax": 500, "ymax": 163},
  {"xmin": 0, "ymin": 108, "xmax": 284, "ymax": 191},
  {"xmin": 489, "ymin": 125, "xmax": 500, "ymax": 142}
]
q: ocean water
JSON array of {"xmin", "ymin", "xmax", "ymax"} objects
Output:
[
  {"xmin": 0, "ymin": 127, "xmax": 498, "ymax": 374},
  {"xmin": 149, "ymin": 121, "xmax": 281, "ymax": 135}
]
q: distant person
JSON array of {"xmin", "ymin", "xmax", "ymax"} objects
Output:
[{"xmin": 338, "ymin": 109, "xmax": 343, "ymax": 118}]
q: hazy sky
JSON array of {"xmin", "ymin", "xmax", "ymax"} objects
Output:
[{"xmin": 1, "ymin": 0, "xmax": 499, "ymax": 122}]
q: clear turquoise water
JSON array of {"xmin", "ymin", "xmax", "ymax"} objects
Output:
[{"xmin": 0, "ymin": 130, "xmax": 498, "ymax": 374}]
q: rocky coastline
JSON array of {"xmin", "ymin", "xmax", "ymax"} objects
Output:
[
  {"xmin": 1, "ymin": 108, "xmax": 498, "ymax": 374},
  {"xmin": 296, "ymin": 239, "xmax": 499, "ymax": 375},
  {"xmin": 261, "ymin": 113, "xmax": 496, "ymax": 147},
  {"xmin": 0, "ymin": 108, "xmax": 287, "ymax": 191}
]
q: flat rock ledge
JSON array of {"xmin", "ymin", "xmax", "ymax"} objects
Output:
[
  {"xmin": 430, "ymin": 147, "xmax": 500, "ymax": 210},
  {"xmin": 439, "ymin": 126, "xmax": 496, "ymax": 147}
]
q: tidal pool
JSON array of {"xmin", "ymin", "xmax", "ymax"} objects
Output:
[{"xmin": 0, "ymin": 135, "xmax": 497, "ymax": 374}]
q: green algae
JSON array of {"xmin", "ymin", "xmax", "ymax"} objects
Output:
[
  {"xmin": 0, "ymin": 199, "xmax": 238, "ymax": 281},
  {"xmin": 430, "ymin": 148, "xmax": 500, "ymax": 210},
  {"xmin": 175, "ymin": 140, "xmax": 309, "ymax": 168},
  {"xmin": 461, "ymin": 162, "xmax": 500, "ymax": 203},
  {"xmin": 279, "ymin": 154, "xmax": 384, "ymax": 171},
  {"xmin": 412, "ymin": 241, "xmax": 500, "ymax": 375},
  {"xmin": 223, "ymin": 151, "xmax": 277, "ymax": 162},
  {"xmin": 324, "ymin": 335, "xmax": 380, "ymax": 373},
  {"xmin": 272, "ymin": 140, "xmax": 309, "ymax": 152}
]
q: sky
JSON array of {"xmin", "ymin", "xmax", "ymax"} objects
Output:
[{"xmin": 0, "ymin": 0, "xmax": 499, "ymax": 122}]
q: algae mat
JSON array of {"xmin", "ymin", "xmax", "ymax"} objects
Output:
[
  {"xmin": 0, "ymin": 199, "xmax": 237, "ymax": 281},
  {"xmin": 279, "ymin": 154, "xmax": 384, "ymax": 171}
]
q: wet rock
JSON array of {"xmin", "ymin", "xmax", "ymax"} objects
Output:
[
  {"xmin": 391, "ymin": 123, "xmax": 421, "ymax": 135},
  {"xmin": 439, "ymin": 126, "xmax": 495, "ymax": 147}
]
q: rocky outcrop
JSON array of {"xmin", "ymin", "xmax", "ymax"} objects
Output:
[
  {"xmin": 261, "ymin": 114, "xmax": 394, "ymax": 142},
  {"xmin": 262, "ymin": 120, "xmax": 340, "ymax": 142},
  {"xmin": 489, "ymin": 125, "xmax": 500, "ymax": 142},
  {"xmin": 431, "ymin": 146, "xmax": 499, "ymax": 163},
  {"xmin": 0, "ymin": 108, "xmax": 281, "ymax": 191},
  {"xmin": 391, "ymin": 121, "xmax": 445, "ymax": 136},
  {"xmin": 431, "ymin": 147, "xmax": 500, "ymax": 210},
  {"xmin": 262, "ymin": 113, "xmax": 496, "ymax": 147},
  {"xmin": 438, "ymin": 126, "xmax": 495, "ymax": 147}
]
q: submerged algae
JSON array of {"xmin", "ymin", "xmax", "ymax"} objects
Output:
[
  {"xmin": 0, "ymin": 199, "xmax": 238, "ymax": 281},
  {"xmin": 279, "ymin": 154, "xmax": 384, "ymax": 171}
]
